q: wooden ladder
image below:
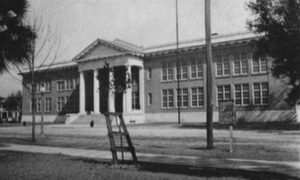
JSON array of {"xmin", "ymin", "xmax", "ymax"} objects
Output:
[{"xmin": 104, "ymin": 112, "xmax": 138, "ymax": 164}]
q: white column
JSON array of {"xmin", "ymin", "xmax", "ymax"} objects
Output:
[
  {"xmin": 108, "ymin": 69, "xmax": 115, "ymax": 112},
  {"xmin": 79, "ymin": 71, "xmax": 86, "ymax": 114},
  {"xmin": 93, "ymin": 69, "xmax": 100, "ymax": 114},
  {"xmin": 125, "ymin": 65, "xmax": 132, "ymax": 113},
  {"xmin": 139, "ymin": 67, "xmax": 145, "ymax": 113}
]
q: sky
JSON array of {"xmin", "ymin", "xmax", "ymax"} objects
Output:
[{"xmin": 0, "ymin": 0, "xmax": 252, "ymax": 97}]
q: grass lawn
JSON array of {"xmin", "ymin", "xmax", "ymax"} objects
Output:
[
  {"xmin": 0, "ymin": 122, "xmax": 299, "ymax": 162},
  {"xmin": 1, "ymin": 151, "xmax": 298, "ymax": 180}
]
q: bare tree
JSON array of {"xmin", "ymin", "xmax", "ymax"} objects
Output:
[{"xmin": 9, "ymin": 12, "xmax": 62, "ymax": 142}]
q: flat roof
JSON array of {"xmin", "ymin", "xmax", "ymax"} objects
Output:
[{"xmin": 22, "ymin": 31, "xmax": 258, "ymax": 74}]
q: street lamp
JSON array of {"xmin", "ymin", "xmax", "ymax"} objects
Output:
[{"xmin": 40, "ymin": 85, "xmax": 46, "ymax": 136}]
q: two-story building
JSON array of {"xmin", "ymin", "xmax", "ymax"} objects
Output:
[{"xmin": 21, "ymin": 32, "xmax": 296, "ymax": 124}]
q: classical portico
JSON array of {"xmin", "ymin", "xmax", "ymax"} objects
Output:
[{"xmin": 74, "ymin": 39, "xmax": 145, "ymax": 122}]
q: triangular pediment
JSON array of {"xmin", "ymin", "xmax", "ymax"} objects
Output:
[
  {"xmin": 82, "ymin": 44, "xmax": 123, "ymax": 60},
  {"xmin": 73, "ymin": 39, "xmax": 143, "ymax": 61}
]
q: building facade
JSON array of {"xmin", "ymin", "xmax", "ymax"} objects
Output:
[{"xmin": 21, "ymin": 32, "xmax": 296, "ymax": 124}]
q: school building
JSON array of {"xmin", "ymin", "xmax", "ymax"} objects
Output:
[{"xmin": 20, "ymin": 32, "xmax": 296, "ymax": 124}]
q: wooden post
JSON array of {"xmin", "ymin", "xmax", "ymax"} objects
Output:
[
  {"xmin": 175, "ymin": 0, "xmax": 181, "ymax": 124},
  {"xmin": 229, "ymin": 125, "xmax": 233, "ymax": 153},
  {"xmin": 205, "ymin": 0, "xmax": 214, "ymax": 149}
]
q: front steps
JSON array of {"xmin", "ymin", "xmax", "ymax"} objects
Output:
[{"xmin": 65, "ymin": 114, "xmax": 106, "ymax": 125}]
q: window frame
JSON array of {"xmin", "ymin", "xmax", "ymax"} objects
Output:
[
  {"xmin": 234, "ymin": 84, "xmax": 250, "ymax": 106},
  {"xmin": 161, "ymin": 89, "xmax": 174, "ymax": 109},
  {"xmin": 233, "ymin": 54, "xmax": 248, "ymax": 76},
  {"xmin": 190, "ymin": 87, "xmax": 204, "ymax": 108},
  {"xmin": 253, "ymin": 82, "xmax": 269, "ymax": 105},
  {"xmin": 215, "ymin": 56, "xmax": 230, "ymax": 77},
  {"xmin": 176, "ymin": 88, "xmax": 188, "ymax": 108},
  {"xmin": 190, "ymin": 59, "xmax": 203, "ymax": 79},
  {"xmin": 161, "ymin": 62, "xmax": 174, "ymax": 82},
  {"xmin": 252, "ymin": 58, "xmax": 268, "ymax": 74},
  {"xmin": 147, "ymin": 93, "xmax": 152, "ymax": 106},
  {"xmin": 217, "ymin": 85, "xmax": 231, "ymax": 105},
  {"xmin": 56, "ymin": 80, "xmax": 65, "ymax": 91}
]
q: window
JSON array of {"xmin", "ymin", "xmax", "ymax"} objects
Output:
[
  {"xmin": 175, "ymin": 61, "xmax": 188, "ymax": 80},
  {"xmin": 190, "ymin": 59, "xmax": 203, "ymax": 79},
  {"xmin": 234, "ymin": 84, "xmax": 249, "ymax": 106},
  {"xmin": 162, "ymin": 62, "xmax": 173, "ymax": 81},
  {"xmin": 191, "ymin": 87, "xmax": 204, "ymax": 107},
  {"xmin": 147, "ymin": 93, "xmax": 152, "ymax": 106},
  {"xmin": 147, "ymin": 68, "xmax": 152, "ymax": 80},
  {"xmin": 45, "ymin": 81, "xmax": 51, "ymax": 92},
  {"xmin": 217, "ymin": 85, "xmax": 231, "ymax": 104},
  {"xmin": 162, "ymin": 89, "xmax": 174, "ymax": 108},
  {"xmin": 57, "ymin": 97, "xmax": 66, "ymax": 111},
  {"xmin": 252, "ymin": 58, "xmax": 267, "ymax": 74},
  {"xmin": 233, "ymin": 54, "xmax": 248, "ymax": 75},
  {"xmin": 216, "ymin": 56, "xmax": 230, "ymax": 77},
  {"xmin": 36, "ymin": 98, "xmax": 42, "ymax": 112},
  {"xmin": 132, "ymin": 91, "xmax": 140, "ymax": 110},
  {"xmin": 57, "ymin": 81, "xmax": 65, "ymax": 91},
  {"xmin": 44, "ymin": 98, "xmax": 51, "ymax": 112},
  {"xmin": 66, "ymin": 78, "xmax": 75, "ymax": 90},
  {"xmin": 253, "ymin": 82, "xmax": 269, "ymax": 105},
  {"xmin": 176, "ymin": 88, "xmax": 188, "ymax": 108},
  {"xmin": 30, "ymin": 100, "xmax": 33, "ymax": 112}
]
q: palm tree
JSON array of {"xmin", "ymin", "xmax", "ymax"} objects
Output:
[{"xmin": 0, "ymin": 0, "xmax": 36, "ymax": 73}]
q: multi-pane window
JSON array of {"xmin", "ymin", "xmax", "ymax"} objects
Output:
[
  {"xmin": 233, "ymin": 54, "xmax": 248, "ymax": 75},
  {"xmin": 36, "ymin": 98, "xmax": 42, "ymax": 112},
  {"xmin": 176, "ymin": 88, "xmax": 188, "ymax": 108},
  {"xmin": 253, "ymin": 82, "xmax": 269, "ymax": 105},
  {"xmin": 44, "ymin": 81, "xmax": 51, "ymax": 92},
  {"xmin": 216, "ymin": 56, "xmax": 230, "ymax": 77},
  {"xmin": 162, "ymin": 62, "xmax": 173, "ymax": 81},
  {"xmin": 147, "ymin": 93, "xmax": 152, "ymax": 106},
  {"xmin": 252, "ymin": 58, "xmax": 267, "ymax": 74},
  {"xmin": 234, "ymin": 84, "xmax": 249, "ymax": 106},
  {"xmin": 57, "ymin": 81, "xmax": 65, "ymax": 91},
  {"xmin": 66, "ymin": 78, "xmax": 76, "ymax": 90},
  {"xmin": 190, "ymin": 59, "xmax": 203, "ymax": 79},
  {"xmin": 57, "ymin": 97, "xmax": 66, "ymax": 111},
  {"xmin": 44, "ymin": 98, "xmax": 51, "ymax": 112},
  {"xmin": 191, "ymin": 87, "xmax": 204, "ymax": 107},
  {"xmin": 176, "ymin": 61, "xmax": 188, "ymax": 80},
  {"xmin": 162, "ymin": 89, "xmax": 174, "ymax": 108},
  {"xmin": 132, "ymin": 91, "xmax": 140, "ymax": 110},
  {"xmin": 217, "ymin": 85, "xmax": 231, "ymax": 104}
]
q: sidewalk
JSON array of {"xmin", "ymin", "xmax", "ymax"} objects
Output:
[{"xmin": 0, "ymin": 143, "xmax": 300, "ymax": 178}]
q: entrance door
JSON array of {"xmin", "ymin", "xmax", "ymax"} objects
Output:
[{"xmin": 100, "ymin": 86, "xmax": 108, "ymax": 113}]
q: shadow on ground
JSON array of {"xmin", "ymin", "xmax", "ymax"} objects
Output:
[{"xmin": 73, "ymin": 158, "xmax": 300, "ymax": 180}]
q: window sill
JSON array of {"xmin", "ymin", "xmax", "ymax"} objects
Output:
[
  {"xmin": 216, "ymin": 75, "xmax": 231, "ymax": 79},
  {"xmin": 232, "ymin": 74, "xmax": 248, "ymax": 77},
  {"xmin": 190, "ymin": 106, "xmax": 204, "ymax": 109},
  {"xmin": 251, "ymin": 72, "xmax": 268, "ymax": 76},
  {"xmin": 161, "ymin": 80, "xmax": 173, "ymax": 83}
]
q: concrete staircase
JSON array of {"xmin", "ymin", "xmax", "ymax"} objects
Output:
[{"xmin": 66, "ymin": 114, "xmax": 106, "ymax": 125}]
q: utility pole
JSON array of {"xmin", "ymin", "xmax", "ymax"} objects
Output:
[
  {"xmin": 175, "ymin": 0, "xmax": 181, "ymax": 124},
  {"xmin": 205, "ymin": 0, "xmax": 214, "ymax": 149}
]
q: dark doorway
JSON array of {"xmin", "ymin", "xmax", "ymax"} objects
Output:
[
  {"xmin": 84, "ymin": 71, "xmax": 94, "ymax": 113},
  {"xmin": 115, "ymin": 92, "xmax": 123, "ymax": 113},
  {"xmin": 99, "ymin": 69, "xmax": 108, "ymax": 113}
]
